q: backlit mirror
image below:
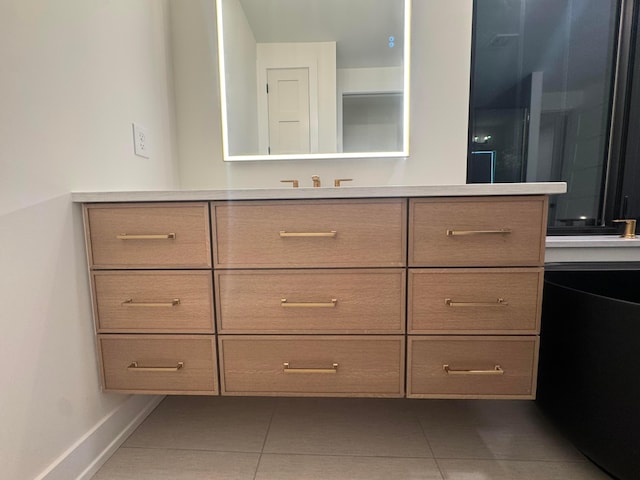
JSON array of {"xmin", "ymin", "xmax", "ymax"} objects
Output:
[{"xmin": 216, "ymin": 0, "xmax": 411, "ymax": 161}]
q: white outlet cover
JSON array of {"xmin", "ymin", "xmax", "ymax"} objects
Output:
[{"xmin": 132, "ymin": 123, "xmax": 150, "ymax": 158}]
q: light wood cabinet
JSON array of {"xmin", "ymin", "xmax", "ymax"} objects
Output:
[
  {"xmin": 219, "ymin": 336, "xmax": 404, "ymax": 397},
  {"xmin": 215, "ymin": 269, "xmax": 405, "ymax": 334},
  {"xmin": 82, "ymin": 194, "xmax": 548, "ymax": 399},
  {"xmin": 409, "ymin": 196, "xmax": 547, "ymax": 267},
  {"xmin": 92, "ymin": 271, "xmax": 214, "ymax": 333},
  {"xmin": 99, "ymin": 334, "xmax": 218, "ymax": 395},
  {"xmin": 84, "ymin": 203, "xmax": 211, "ymax": 269},
  {"xmin": 213, "ymin": 199, "xmax": 406, "ymax": 396},
  {"xmin": 406, "ymin": 196, "xmax": 547, "ymax": 399},
  {"xmin": 84, "ymin": 202, "xmax": 217, "ymax": 395},
  {"xmin": 408, "ymin": 267, "xmax": 543, "ymax": 334},
  {"xmin": 211, "ymin": 199, "xmax": 406, "ymax": 268},
  {"xmin": 407, "ymin": 336, "xmax": 539, "ymax": 398}
]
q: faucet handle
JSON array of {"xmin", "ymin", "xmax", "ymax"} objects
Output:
[
  {"xmin": 334, "ymin": 178, "xmax": 353, "ymax": 187},
  {"xmin": 613, "ymin": 219, "xmax": 637, "ymax": 239},
  {"xmin": 280, "ymin": 179, "xmax": 299, "ymax": 188}
]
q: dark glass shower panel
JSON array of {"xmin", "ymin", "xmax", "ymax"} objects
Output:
[{"xmin": 469, "ymin": 0, "xmax": 619, "ymax": 228}]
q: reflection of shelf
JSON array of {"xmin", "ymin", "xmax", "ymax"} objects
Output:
[{"xmin": 342, "ymin": 93, "xmax": 402, "ymax": 152}]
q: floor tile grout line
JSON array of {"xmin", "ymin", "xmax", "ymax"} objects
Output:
[
  {"xmin": 416, "ymin": 413, "xmax": 445, "ymax": 479},
  {"xmin": 121, "ymin": 444, "xmax": 440, "ymax": 460},
  {"xmin": 415, "ymin": 412, "xmax": 437, "ymax": 459},
  {"xmin": 433, "ymin": 458, "xmax": 447, "ymax": 480},
  {"xmin": 120, "ymin": 445, "xmax": 263, "ymax": 455},
  {"xmin": 432, "ymin": 456, "xmax": 598, "ymax": 464},
  {"xmin": 249, "ymin": 451, "xmax": 445, "ymax": 460},
  {"xmin": 252, "ymin": 398, "xmax": 278, "ymax": 480}
]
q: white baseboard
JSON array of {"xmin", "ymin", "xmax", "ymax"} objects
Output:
[{"xmin": 35, "ymin": 395, "xmax": 164, "ymax": 480}]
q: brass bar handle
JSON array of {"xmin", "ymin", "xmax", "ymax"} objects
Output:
[
  {"xmin": 127, "ymin": 361, "xmax": 184, "ymax": 372},
  {"xmin": 279, "ymin": 231, "xmax": 337, "ymax": 237},
  {"xmin": 443, "ymin": 364, "xmax": 504, "ymax": 375},
  {"xmin": 281, "ymin": 298, "xmax": 337, "ymax": 308},
  {"xmin": 445, "ymin": 298, "xmax": 508, "ymax": 307},
  {"xmin": 283, "ymin": 362, "xmax": 338, "ymax": 374},
  {"xmin": 446, "ymin": 229, "xmax": 511, "ymax": 236},
  {"xmin": 122, "ymin": 298, "xmax": 181, "ymax": 307},
  {"xmin": 116, "ymin": 233, "xmax": 176, "ymax": 240}
]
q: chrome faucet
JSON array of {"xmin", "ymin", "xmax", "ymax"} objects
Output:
[{"xmin": 312, "ymin": 175, "xmax": 321, "ymax": 187}]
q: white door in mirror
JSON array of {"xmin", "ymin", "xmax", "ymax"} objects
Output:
[{"xmin": 267, "ymin": 68, "xmax": 310, "ymax": 155}]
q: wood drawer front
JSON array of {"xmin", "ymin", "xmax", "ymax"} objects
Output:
[
  {"xmin": 219, "ymin": 336, "xmax": 404, "ymax": 397},
  {"xmin": 85, "ymin": 203, "xmax": 211, "ymax": 268},
  {"xmin": 216, "ymin": 269, "xmax": 405, "ymax": 334},
  {"xmin": 92, "ymin": 271, "xmax": 214, "ymax": 333},
  {"xmin": 408, "ymin": 268, "xmax": 543, "ymax": 334},
  {"xmin": 407, "ymin": 336, "xmax": 538, "ymax": 399},
  {"xmin": 408, "ymin": 196, "xmax": 547, "ymax": 267},
  {"xmin": 99, "ymin": 335, "xmax": 217, "ymax": 395},
  {"xmin": 212, "ymin": 199, "xmax": 406, "ymax": 268}
]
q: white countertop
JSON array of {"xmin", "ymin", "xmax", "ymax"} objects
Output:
[
  {"xmin": 71, "ymin": 182, "xmax": 566, "ymax": 202},
  {"xmin": 545, "ymin": 235, "xmax": 640, "ymax": 263}
]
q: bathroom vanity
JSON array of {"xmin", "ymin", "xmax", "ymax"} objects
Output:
[{"xmin": 74, "ymin": 183, "xmax": 565, "ymax": 399}]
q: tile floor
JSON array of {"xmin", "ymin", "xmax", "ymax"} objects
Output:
[{"xmin": 92, "ymin": 396, "xmax": 613, "ymax": 480}]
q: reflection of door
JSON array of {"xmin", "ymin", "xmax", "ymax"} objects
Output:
[{"xmin": 267, "ymin": 68, "xmax": 310, "ymax": 154}]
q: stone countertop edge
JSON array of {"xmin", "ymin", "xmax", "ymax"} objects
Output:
[
  {"xmin": 545, "ymin": 235, "xmax": 640, "ymax": 248},
  {"xmin": 71, "ymin": 182, "xmax": 567, "ymax": 203}
]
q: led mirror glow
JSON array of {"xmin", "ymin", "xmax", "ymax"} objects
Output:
[{"xmin": 216, "ymin": 0, "xmax": 411, "ymax": 161}]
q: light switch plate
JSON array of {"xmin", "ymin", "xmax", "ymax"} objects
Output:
[{"xmin": 132, "ymin": 123, "xmax": 150, "ymax": 158}]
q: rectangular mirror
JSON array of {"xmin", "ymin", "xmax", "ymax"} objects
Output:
[{"xmin": 216, "ymin": 0, "xmax": 411, "ymax": 161}]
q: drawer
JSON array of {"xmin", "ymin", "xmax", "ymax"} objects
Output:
[
  {"xmin": 219, "ymin": 336, "xmax": 404, "ymax": 397},
  {"xmin": 407, "ymin": 336, "xmax": 538, "ymax": 399},
  {"xmin": 408, "ymin": 196, "xmax": 547, "ymax": 267},
  {"xmin": 92, "ymin": 271, "xmax": 214, "ymax": 333},
  {"xmin": 408, "ymin": 268, "xmax": 543, "ymax": 334},
  {"xmin": 215, "ymin": 269, "xmax": 405, "ymax": 334},
  {"xmin": 212, "ymin": 199, "xmax": 406, "ymax": 268},
  {"xmin": 84, "ymin": 203, "xmax": 211, "ymax": 268},
  {"xmin": 99, "ymin": 335, "xmax": 217, "ymax": 395}
]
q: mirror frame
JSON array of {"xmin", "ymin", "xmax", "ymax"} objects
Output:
[{"xmin": 215, "ymin": 0, "xmax": 411, "ymax": 161}]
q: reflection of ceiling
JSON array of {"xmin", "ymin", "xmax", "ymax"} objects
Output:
[
  {"xmin": 238, "ymin": 0, "xmax": 404, "ymax": 68},
  {"xmin": 474, "ymin": 0, "xmax": 616, "ymax": 109}
]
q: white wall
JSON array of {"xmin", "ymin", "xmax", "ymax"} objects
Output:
[
  {"xmin": 0, "ymin": 1, "xmax": 178, "ymax": 478},
  {"xmin": 172, "ymin": 0, "xmax": 473, "ymax": 189}
]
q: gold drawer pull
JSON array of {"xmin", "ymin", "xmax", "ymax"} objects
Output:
[
  {"xmin": 281, "ymin": 298, "xmax": 337, "ymax": 308},
  {"xmin": 279, "ymin": 231, "xmax": 337, "ymax": 237},
  {"xmin": 446, "ymin": 229, "xmax": 511, "ymax": 236},
  {"xmin": 445, "ymin": 298, "xmax": 508, "ymax": 307},
  {"xmin": 127, "ymin": 361, "xmax": 184, "ymax": 372},
  {"xmin": 116, "ymin": 233, "xmax": 176, "ymax": 240},
  {"xmin": 443, "ymin": 364, "xmax": 504, "ymax": 375},
  {"xmin": 122, "ymin": 298, "xmax": 181, "ymax": 307},
  {"xmin": 283, "ymin": 362, "xmax": 339, "ymax": 374}
]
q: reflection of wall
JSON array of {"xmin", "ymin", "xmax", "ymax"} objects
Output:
[
  {"xmin": 337, "ymin": 67, "xmax": 403, "ymax": 152},
  {"xmin": 171, "ymin": 0, "xmax": 472, "ymax": 188},
  {"xmin": 256, "ymin": 42, "xmax": 337, "ymax": 154},
  {"xmin": 1, "ymin": 1, "xmax": 178, "ymax": 478},
  {"xmin": 343, "ymin": 93, "xmax": 403, "ymax": 152},
  {"xmin": 221, "ymin": 0, "xmax": 258, "ymax": 155}
]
